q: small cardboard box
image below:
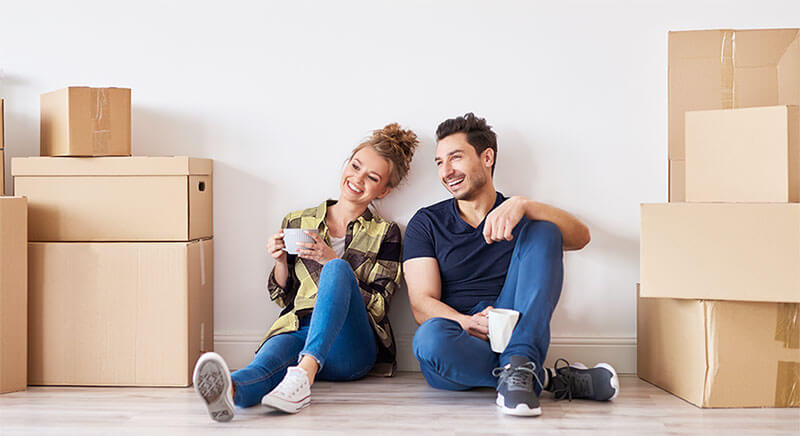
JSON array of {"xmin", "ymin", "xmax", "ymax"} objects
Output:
[
  {"xmin": 0, "ymin": 197, "xmax": 27, "ymax": 394},
  {"xmin": 13, "ymin": 156, "xmax": 212, "ymax": 242},
  {"xmin": 685, "ymin": 105, "xmax": 800, "ymax": 202},
  {"xmin": 637, "ymin": 289, "xmax": 800, "ymax": 408},
  {"xmin": 669, "ymin": 29, "xmax": 800, "ymax": 162},
  {"xmin": 40, "ymin": 87, "xmax": 131, "ymax": 156},
  {"xmin": 28, "ymin": 239, "xmax": 213, "ymax": 386},
  {"xmin": 641, "ymin": 203, "xmax": 800, "ymax": 303}
]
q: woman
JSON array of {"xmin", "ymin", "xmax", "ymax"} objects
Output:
[{"xmin": 193, "ymin": 123, "xmax": 418, "ymax": 422}]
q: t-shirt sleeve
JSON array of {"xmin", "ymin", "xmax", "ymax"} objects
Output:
[{"xmin": 403, "ymin": 210, "xmax": 436, "ymax": 261}]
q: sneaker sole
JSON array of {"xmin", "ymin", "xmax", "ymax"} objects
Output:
[
  {"xmin": 496, "ymin": 394, "xmax": 542, "ymax": 417},
  {"xmin": 262, "ymin": 394, "xmax": 311, "ymax": 414},
  {"xmin": 595, "ymin": 362, "xmax": 620, "ymax": 401},
  {"xmin": 570, "ymin": 362, "xmax": 620, "ymax": 401},
  {"xmin": 193, "ymin": 356, "xmax": 234, "ymax": 422}
]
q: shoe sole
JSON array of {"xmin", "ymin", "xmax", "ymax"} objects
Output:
[
  {"xmin": 496, "ymin": 394, "xmax": 542, "ymax": 417},
  {"xmin": 262, "ymin": 394, "xmax": 311, "ymax": 414},
  {"xmin": 572, "ymin": 361, "xmax": 620, "ymax": 401},
  {"xmin": 193, "ymin": 355, "xmax": 234, "ymax": 422},
  {"xmin": 595, "ymin": 362, "xmax": 620, "ymax": 401}
]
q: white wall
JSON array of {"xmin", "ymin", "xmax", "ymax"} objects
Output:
[{"xmin": 2, "ymin": 0, "xmax": 798, "ymax": 373}]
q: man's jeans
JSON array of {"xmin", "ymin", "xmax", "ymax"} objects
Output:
[
  {"xmin": 412, "ymin": 220, "xmax": 564, "ymax": 394},
  {"xmin": 231, "ymin": 259, "xmax": 377, "ymax": 407}
]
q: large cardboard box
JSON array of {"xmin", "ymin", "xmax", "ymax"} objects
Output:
[
  {"xmin": 13, "ymin": 156, "xmax": 212, "ymax": 241},
  {"xmin": 685, "ymin": 105, "xmax": 800, "ymax": 202},
  {"xmin": 669, "ymin": 29, "xmax": 800, "ymax": 201},
  {"xmin": 640, "ymin": 203, "xmax": 800, "ymax": 303},
  {"xmin": 0, "ymin": 197, "xmax": 27, "ymax": 394},
  {"xmin": 668, "ymin": 159, "xmax": 684, "ymax": 202},
  {"xmin": 0, "ymin": 149, "xmax": 4, "ymax": 196},
  {"xmin": 28, "ymin": 239, "xmax": 213, "ymax": 386},
  {"xmin": 637, "ymin": 291, "xmax": 800, "ymax": 408},
  {"xmin": 40, "ymin": 87, "xmax": 131, "ymax": 156}
]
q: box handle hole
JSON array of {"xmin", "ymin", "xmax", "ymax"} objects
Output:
[{"xmin": 198, "ymin": 181, "xmax": 206, "ymax": 192}]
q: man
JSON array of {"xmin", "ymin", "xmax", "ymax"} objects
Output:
[{"xmin": 403, "ymin": 113, "xmax": 618, "ymax": 417}]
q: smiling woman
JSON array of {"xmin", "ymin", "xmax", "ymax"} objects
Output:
[{"xmin": 192, "ymin": 124, "xmax": 419, "ymax": 423}]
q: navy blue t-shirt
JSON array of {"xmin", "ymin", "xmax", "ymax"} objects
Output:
[{"xmin": 403, "ymin": 192, "xmax": 526, "ymax": 313}]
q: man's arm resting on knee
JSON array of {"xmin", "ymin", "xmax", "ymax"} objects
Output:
[
  {"xmin": 404, "ymin": 257, "xmax": 489, "ymax": 340},
  {"xmin": 485, "ymin": 196, "xmax": 591, "ymax": 251}
]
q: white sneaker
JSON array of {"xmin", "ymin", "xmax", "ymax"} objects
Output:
[
  {"xmin": 262, "ymin": 366, "xmax": 311, "ymax": 413},
  {"xmin": 193, "ymin": 352, "xmax": 235, "ymax": 422}
]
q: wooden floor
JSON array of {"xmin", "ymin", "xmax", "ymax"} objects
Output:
[{"xmin": 0, "ymin": 373, "xmax": 797, "ymax": 435}]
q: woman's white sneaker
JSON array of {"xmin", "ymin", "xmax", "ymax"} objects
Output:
[
  {"xmin": 262, "ymin": 366, "xmax": 311, "ymax": 413},
  {"xmin": 193, "ymin": 352, "xmax": 235, "ymax": 422}
]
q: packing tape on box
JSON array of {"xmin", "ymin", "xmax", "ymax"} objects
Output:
[
  {"xmin": 776, "ymin": 303, "xmax": 799, "ymax": 349},
  {"xmin": 720, "ymin": 30, "xmax": 735, "ymax": 109},
  {"xmin": 91, "ymin": 88, "xmax": 112, "ymax": 154},
  {"xmin": 775, "ymin": 361, "xmax": 800, "ymax": 407}
]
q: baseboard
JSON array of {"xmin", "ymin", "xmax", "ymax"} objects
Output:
[{"xmin": 214, "ymin": 332, "xmax": 637, "ymax": 374}]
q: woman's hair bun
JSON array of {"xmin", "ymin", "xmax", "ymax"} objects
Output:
[{"xmin": 352, "ymin": 123, "xmax": 419, "ymax": 188}]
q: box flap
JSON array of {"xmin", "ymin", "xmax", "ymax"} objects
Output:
[
  {"xmin": 704, "ymin": 300, "xmax": 800, "ymax": 407},
  {"xmin": 12, "ymin": 156, "xmax": 212, "ymax": 176}
]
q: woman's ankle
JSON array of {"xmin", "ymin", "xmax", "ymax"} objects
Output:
[{"xmin": 297, "ymin": 355, "xmax": 319, "ymax": 385}]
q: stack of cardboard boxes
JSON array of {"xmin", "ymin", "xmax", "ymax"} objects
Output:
[
  {"xmin": 639, "ymin": 29, "xmax": 800, "ymax": 408},
  {"xmin": 11, "ymin": 87, "xmax": 214, "ymax": 387},
  {"xmin": 1, "ymin": 99, "xmax": 30, "ymax": 395}
]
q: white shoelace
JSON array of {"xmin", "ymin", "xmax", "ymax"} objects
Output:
[{"xmin": 274, "ymin": 367, "xmax": 308, "ymax": 398}]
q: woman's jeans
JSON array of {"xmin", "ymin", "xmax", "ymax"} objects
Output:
[{"xmin": 231, "ymin": 259, "xmax": 377, "ymax": 407}]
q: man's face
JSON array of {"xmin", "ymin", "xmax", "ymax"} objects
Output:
[{"xmin": 434, "ymin": 132, "xmax": 492, "ymax": 201}]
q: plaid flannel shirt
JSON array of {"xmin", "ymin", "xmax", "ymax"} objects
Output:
[{"xmin": 261, "ymin": 200, "xmax": 401, "ymax": 376}]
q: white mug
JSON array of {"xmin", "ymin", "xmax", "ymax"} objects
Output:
[
  {"xmin": 487, "ymin": 308, "xmax": 521, "ymax": 353},
  {"xmin": 282, "ymin": 229, "xmax": 318, "ymax": 255}
]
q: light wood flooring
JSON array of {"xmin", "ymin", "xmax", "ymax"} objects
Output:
[{"xmin": 0, "ymin": 373, "xmax": 798, "ymax": 435}]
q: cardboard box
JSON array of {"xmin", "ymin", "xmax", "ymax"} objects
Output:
[
  {"xmin": 0, "ymin": 197, "xmax": 27, "ymax": 394},
  {"xmin": 637, "ymin": 290, "xmax": 800, "ymax": 408},
  {"xmin": 40, "ymin": 87, "xmax": 131, "ymax": 156},
  {"xmin": 28, "ymin": 239, "xmax": 213, "ymax": 386},
  {"xmin": 13, "ymin": 156, "xmax": 212, "ymax": 241},
  {"xmin": 685, "ymin": 105, "xmax": 800, "ymax": 202},
  {"xmin": 669, "ymin": 29, "xmax": 800, "ymax": 163},
  {"xmin": 0, "ymin": 149, "xmax": 4, "ymax": 196},
  {"xmin": 668, "ymin": 159, "xmax": 684, "ymax": 202},
  {"xmin": 641, "ymin": 203, "xmax": 800, "ymax": 303}
]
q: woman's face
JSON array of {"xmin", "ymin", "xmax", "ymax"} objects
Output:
[{"xmin": 340, "ymin": 146, "xmax": 393, "ymax": 204}]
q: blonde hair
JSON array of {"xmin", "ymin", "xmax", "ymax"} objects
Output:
[{"xmin": 350, "ymin": 123, "xmax": 419, "ymax": 188}]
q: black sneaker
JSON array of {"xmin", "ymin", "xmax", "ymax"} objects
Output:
[
  {"xmin": 547, "ymin": 358, "xmax": 619, "ymax": 401},
  {"xmin": 492, "ymin": 355, "xmax": 544, "ymax": 416}
]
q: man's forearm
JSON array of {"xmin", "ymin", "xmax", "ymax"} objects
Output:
[
  {"xmin": 411, "ymin": 294, "xmax": 466, "ymax": 325},
  {"xmin": 525, "ymin": 200, "xmax": 590, "ymax": 250}
]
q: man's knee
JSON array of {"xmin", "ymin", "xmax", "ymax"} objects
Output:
[
  {"xmin": 412, "ymin": 317, "xmax": 460, "ymax": 362},
  {"xmin": 519, "ymin": 220, "xmax": 563, "ymax": 253}
]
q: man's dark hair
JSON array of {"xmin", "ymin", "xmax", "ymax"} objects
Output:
[{"xmin": 435, "ymin": 112, "xmax": 498, "ymax": 175}]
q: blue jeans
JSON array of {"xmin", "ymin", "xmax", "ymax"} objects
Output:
[
  {"xmin": 231, "ymin": 259, "xmax": 377, "ymax": 407},
  {"xmin": 412, "ymin": 220, "xmax": 564, "ymax": 394}
]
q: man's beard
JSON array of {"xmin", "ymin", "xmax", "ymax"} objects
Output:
[{"xmin": 452, "ymin": 171, "xmax": 487, "ymax": 201}]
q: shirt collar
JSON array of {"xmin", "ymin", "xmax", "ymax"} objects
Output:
[{"xmin": 312, "ymin": 199, "xmax": 375, "ymax": 228}]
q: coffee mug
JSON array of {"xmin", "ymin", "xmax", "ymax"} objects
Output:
[
  {"xmin": 282, "ymin": 229, "xmax": 318, "ymax": 255},
  {"xmin": 487, "ymin": 308, "xmax": 521, "ymax": 353}
]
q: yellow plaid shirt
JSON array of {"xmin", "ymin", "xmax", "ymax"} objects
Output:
[{"xmin": 262, "ymin": 200, "xmax": 402, "ymax": 376}]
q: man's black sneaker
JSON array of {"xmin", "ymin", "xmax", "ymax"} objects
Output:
[
  {"xmin": 492, "ymin": 355, "xmax": 544, "ymax": 416},
  {"xmin": 547, "ymin": 358, "xmax": 619, "ymax": 401}
]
